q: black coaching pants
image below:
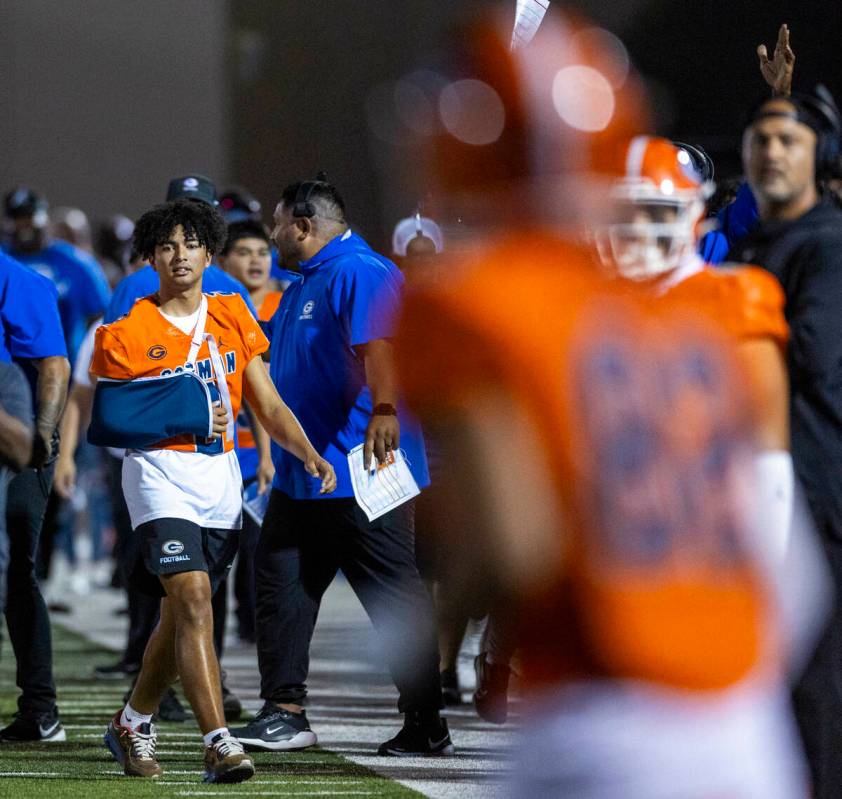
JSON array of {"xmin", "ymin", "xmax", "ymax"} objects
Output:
[
  {"xmin": 255, "ymin": 491, "xmax": 442, "ymax": 713},
  {"xmin": 5, "ymin": 464, "xmax": 57, "ymax": 714}
]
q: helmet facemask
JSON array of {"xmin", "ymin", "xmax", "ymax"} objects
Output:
[{"xmin": 597, "ymin": 180, "xmax": 704, "ymax": 280}]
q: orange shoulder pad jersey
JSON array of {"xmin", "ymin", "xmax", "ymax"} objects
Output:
[
  {"xmin": 661, "ymin": 265, "xmax": 788, "ymax": 347},
  {"xmin": 397, "ymin": 234, "xmax": 778, "ymax": 693},
  {"xmin": 258, "ymin": 290, "xmax": 283, "ymax": 322},
  {"xmin": 91, "ymin": 292, "xmax": 269, "ymax": 453}
]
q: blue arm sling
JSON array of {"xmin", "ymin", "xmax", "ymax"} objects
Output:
[{"xmin": 88, "ymin": 370, "xmax": 216, "ymax": 450}]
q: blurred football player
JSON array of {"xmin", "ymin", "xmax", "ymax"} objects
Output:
[
  {"xmin": 596, "ymin": 136, "xmax": 794, "ymax": 563},
  {"xmin": 396, "ymin": 7, "xmax": 827, "ymax": 798}
]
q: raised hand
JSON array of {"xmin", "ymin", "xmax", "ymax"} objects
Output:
[{"xmin": 757, "ymin": 23, "xmax": 794, "ymax": 97}]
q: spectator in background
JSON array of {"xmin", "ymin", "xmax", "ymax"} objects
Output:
[
  {"xmin": 0, "ymin": 251, "xmax": 70, "ymax": 743},
  {"xmin": 218, "ymin": 220, "xmax": 282, "ymax": 644},
  {"xmin": 392, "ymin": 212, "xmax": 445, "ymax": 286},
  {"xmin": 104, "ymin": 175, "xmax": 257, "ymax": 323},
  {"xmin": 51, "ymin": 206, "xmax": 94, "ymax": 254},
  {"xmin": 230, "ymin": 178, "xmax": 449, "ymax": 757},
  {"xmin": 731, "ymin": 88, "xmax": 842, "ymax": 799},
  {"xmin": 1, "ymin": 188, "xmax": 109, "ymax": 364},
  {"xmin": 219, "ymin": 186, "xmax": 300, "ymax": 290},
  {"xmin": 392, "ymin": 212, "xmax": 468, "ymax": 707},
  {"xmin": 95, "ymin": 214, "xmax": 136, "ymax": 289}
]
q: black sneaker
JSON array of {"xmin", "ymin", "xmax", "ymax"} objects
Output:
[
  {"xmin": 0, "ymin": 708, "xmax": 66, "ymax": 742},
  {"xmin": 222, "ymin": 681, "xmax": 243, "ymax": 722},
  {"xmin": 440, "ymin": 667, "xmax": 462, "ymax": 706},
  {"xmin": 94, "ymin": 660, "xmax": 140, "ymax": 680},
  {"xmin": 229, "ymin": 702, "xmax": 317, "ymax": 752},
  {"xmin": 220, "ymin": 670, "xmax": 242, "ymax": 722},
  {"xmin": 122, "ymin": 684, "xmax": 190, "ymax": 723},
  {"xmin": 473, "ymin": 652, "xmax": 510, "ymax": 725},
  {"xmin": 377, "ymin": 714, "xmax": 455, "ymax": 757},
  {"xmin": 157, "ymin": 688, "xmax": 190, "ymax": 723}
]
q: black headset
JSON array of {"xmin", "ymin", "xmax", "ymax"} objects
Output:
[
  {"xmin": 798, "ymin": 86, "xmax": 842, "ymax": 180},
  {"xmin": 292, "ymin": 172, "xmax": 329, "ymax": 218}
]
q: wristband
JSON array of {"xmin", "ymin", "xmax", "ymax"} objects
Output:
[{"xmin": 372, "ymin": 403, "xmax": 397, "ymax": 416}]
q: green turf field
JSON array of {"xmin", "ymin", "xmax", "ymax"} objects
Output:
[{"xmin": 0, "ymin": 624, "xmax": 421, "ymax": 797}]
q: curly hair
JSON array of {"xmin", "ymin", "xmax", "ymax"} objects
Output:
[{"xmin": 133, "ymin": 198, "xmax": 227, "ymax": 260}]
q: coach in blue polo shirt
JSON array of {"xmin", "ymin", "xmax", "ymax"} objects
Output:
[
  {"xmin": 0, "ymin": 251, "xmax": 70, "ymax": 743},
  {"xmin": 230, "ymin": 179, "xmax": 451, "ymax": 758}
]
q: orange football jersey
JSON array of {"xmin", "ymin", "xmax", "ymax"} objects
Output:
[
  {"xmin": 660, "ymin": 264, "xmax": 788, "ymax": 347},
  {"xmin": 91, "ymin": 292, "xmax": 269, "ymax": 453},
  {"xmin": 398, "ymin": 233, "xmax": 776, "ymax": 692},
  {"xmin": 258, "ymin": 290, "xmax": 283, "ymax": 322}
]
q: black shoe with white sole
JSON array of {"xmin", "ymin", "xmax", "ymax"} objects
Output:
[
  {"xmin": 228, "ymin": 702, "xmax": 317, "ymax": 752},
  {"xmin": 377, "ymin": 714, "xmax": 455, "ymax": 757},
  {"xmin": 0, "ymin": 708, "xmax": 66, "ymax": 742}
]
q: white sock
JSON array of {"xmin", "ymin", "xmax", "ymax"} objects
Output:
[
  {"xmin": 203, "ymin": 726, "xmax": 230, "ymax": 747},
  {"xmin": 120, "ymin": 703, "xmax": 153, "ymax": 731}
]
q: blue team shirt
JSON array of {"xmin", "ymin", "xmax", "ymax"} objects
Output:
[
  {"xmin": 268, "ymin": 230, "xmax": 430, "ymax": 500},
  {"xmin": 104, "ymin": 264, "xmax": 257, "ymax": 323},
  {"xmin": 699, "ymin": 183, "xmax": 759, "ymax": 265},
  {"xmin": 3, "ymin": 241, "xmax": 109, "ymax": 364},
  {"xmin": 0, "ymin": 252, "xmax": 67, "ymax": 363}
]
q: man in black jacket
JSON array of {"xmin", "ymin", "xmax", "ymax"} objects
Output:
[{"xmin": 732, "ymin": 90, "xmax": 842, "ymax": 799}]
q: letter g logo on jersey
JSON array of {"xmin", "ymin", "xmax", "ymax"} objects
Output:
[
  {"xmin": 161, "ymin": 540, "xmax": 184, "ymax": 556},
  {"xmin": 147, "ymin": 344, "xmax": 167, "ymax": 360}
]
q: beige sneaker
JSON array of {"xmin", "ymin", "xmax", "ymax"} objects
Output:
[
  {"xmin": 104, "ymin": 711, "xmax": 162, "ymax": 778},
  {"xmin": 203, "ymin": 733, "xmax": 255, "ymax": 783}
]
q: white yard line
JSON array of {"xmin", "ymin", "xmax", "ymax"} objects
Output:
[{"xmin": 55, "ymin": 573, "xmax": 514, "ymax": 799}]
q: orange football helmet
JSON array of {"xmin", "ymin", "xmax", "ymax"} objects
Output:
[
  {"xmin": 597, "ymin": 136, "xmax": 712, "ymax": 280},
  {"xmin": 384, "ymin": 6, "xmax": 650, "ymax": 233}
]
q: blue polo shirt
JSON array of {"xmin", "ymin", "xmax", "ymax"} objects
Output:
[
  {"xmin": 0, "ymin": 252, "xmax": 67, "ymax": 364},
  {"xmin": 3, "ymin": 241, "xmax": 109, "ymax": 364},
  {"xmin": 268, "ymin": 230, "xmax": 429, "ymax": 500},
  {"xmin": 105, "ymin": 264, "xmax": 256, "ymax": 323}
]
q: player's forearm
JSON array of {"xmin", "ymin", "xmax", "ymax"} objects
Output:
[
  {"xmin": 35, "ymin": 355, "xmax": 70, "ymax": 441},
  {"xmin": 57, "ymin": 387, "xmax": 84, "ymax": 462},
  {"xmin": 257, "ymin": 401, "xmax": 317, "ymax": 464},
  {"xmin": 252, "ymin": 416, "xmax": 273, "ymax": 467},
  {"xmin": 0, "ymin": 409, "xmax": 33, "ymax": 470}
]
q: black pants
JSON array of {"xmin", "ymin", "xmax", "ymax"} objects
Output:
[
  {"xmin": 5, "ymin": 464, "xmax": 57, "ymax": 714},
  {"xmin": 792, "ymin": 533, "xmax": 842, "ymax": 799},
  {"xmin": 255, "ymin": 491, "xmax": 442, "ymax": 713},
  {"xmin": 234, "ymin": 510, "xmax": 260, "ymax": 641}
]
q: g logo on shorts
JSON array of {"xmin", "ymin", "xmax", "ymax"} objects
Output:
[
  {"xmin": 161, "ymin": 540, "xmax": 185, "ymax": 556},
  {"xmin": 147, "ymin": 344, "xmax": 167, "ymax": 360}
]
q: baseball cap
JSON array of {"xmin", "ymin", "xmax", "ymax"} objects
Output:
[
  {"xmin": 219, "ymin": 187, "xmax": 262, "ymax": 223},
  {"xmin": 392, "ymin": 214, "xmax": 444, "ymax": 256},
  {"xmin": 166, "ymin": 174, "xmax": 218, "ymax": 205},
  {"xmin": 4, "ymin": 187, "xmax": 48, "ymax": 219}
]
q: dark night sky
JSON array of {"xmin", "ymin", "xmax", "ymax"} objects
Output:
[
  {"xmin": 620, "ymin": 1, "xmax": 842, "ymax": 171},
  {"xmin": 230, "ymin": 0, "xmax": 842, "ymax": 244}
]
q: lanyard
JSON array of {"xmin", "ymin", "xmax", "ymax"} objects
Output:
[{"xmin": 186, "ymin": 296, "xmax": 235, "ymax": 443}]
